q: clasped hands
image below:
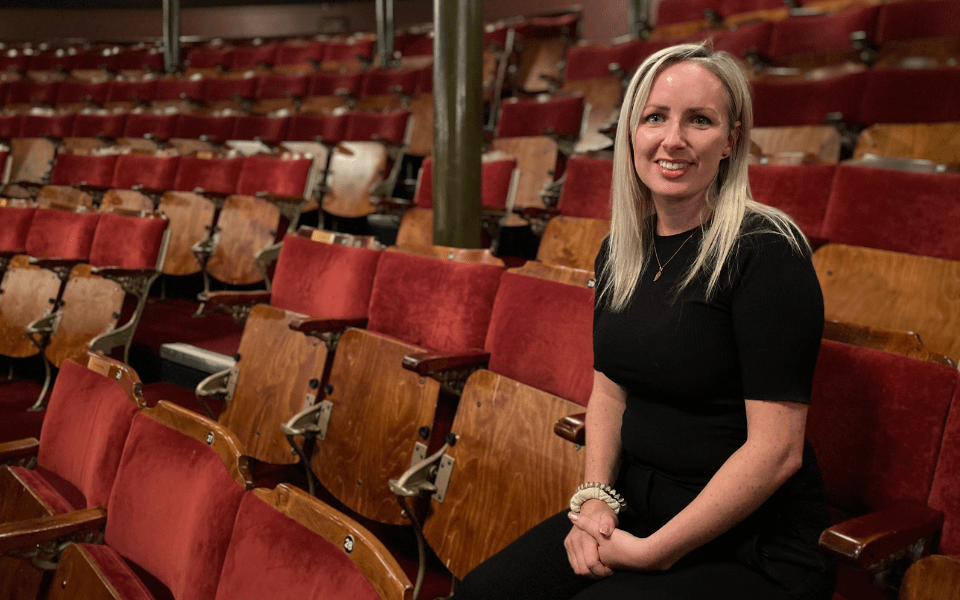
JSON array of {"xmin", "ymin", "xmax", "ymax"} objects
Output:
[{"xmin": 565, "ymin": 499, "xmax": 670, "ymax": 577}]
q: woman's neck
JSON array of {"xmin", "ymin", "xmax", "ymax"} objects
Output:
[{"xmin": 653, "ymin": 198, "xmax": 711, "ymax": 236}]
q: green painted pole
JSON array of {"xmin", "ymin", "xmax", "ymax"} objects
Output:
[
  {"xmin": 630, "ymin": 0, "xmax": 650, "ymax": 38},
  {"xmin": 162, "ymin": 0, "xmax": 181, "ymax": 73},
  {"xmin": 375, "ymin": 0, "xmax": 396, "ymax": 67},
  {"xmin": 432, "ymin": 0, "xmax": 483, "ymax": 248}
]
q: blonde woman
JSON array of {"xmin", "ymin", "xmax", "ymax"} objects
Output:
[{"xmin": 455, "ymin": 43, "xmax": 834, "ymax": 600}]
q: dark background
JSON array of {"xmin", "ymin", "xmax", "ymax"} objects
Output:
[{"xmin": 5, "ymin": 0, "xmax": 366, "ymax": 8}]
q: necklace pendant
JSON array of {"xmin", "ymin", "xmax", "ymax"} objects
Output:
[{"xmin": 654, "ymin": 269, "xmax": 662, "ymax": 282}]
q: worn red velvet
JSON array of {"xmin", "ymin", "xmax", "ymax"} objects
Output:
[
  {"xmin": 203, "ymin": 77, "xmax": 258, "ymax": 103},
  {"xmin": 231, "ymin": 114, "xmax": 290, "ymax": 144},
  {"xmin": 6, "ymin": 465, "xmax": 78, "ymax": 514},
  {"xmin": 0, "ymin": 206, "xmax": 36, "ymax": 253},
  {"xmin": 271, "ymin": 235, "xmax": 381, "ymax": 319},
  {"xmin": 768, "ymin": 6, "xmax": 879, "ymax": 59},
  {"xmin": 563, "ymin": 42, "xmax": 637, "ymax": 82},
  {"xmin": 111, "ymin": 154, "xmax": 181, "ymax": 190},
  {"xmin": 497, "ymin": 94, "xmax": 585, "ymax": 139},
  {"xmin": 70, "ymin": 112, "xmax": 129, "ymax": 139},
  {"xmin": 820, "ymin": 165, "xmax": 960, "ymax": 259},
  {"xmin": 88, "ymin": 212, "xmax": 168, "ymax": 269},
  {"xmin": 105, "ymin": 79, "xmax": 158, "ymax": 104},
  {"xmin": 235, "ymin": 155, "xmax": 313, "ymax": 197},
  {"xmin": 654, "ymin": 0, "xmax": 719, "ymax": 26},
  {"xmin": 5, "ymin": 80, "xmax": 59, "ymax": 106},
  {"xmin": 133, "ymin": 298, "xmax": 244, "ymax": 355},
  {"xmin": 748, "ymin": 164, "xmax": 837, "ymax": 240},
  {"xmin": 173, "ymin": 113, "xmax": 238, "ymax": 143},
  {"xmin": 413, "ymin": 156, "xmax": 434, "ymax": 208},
  {"xmin": 252, "ymin": 73, "xmax": 309, "ymax": 100},
  {"xmin": 414, "ymin": 156, "xmax": 516, "ymax": 210},
  {"xmin": 36, "ymin": 359, "xmax": 141, "ymax": 510},
  {"xmin": 807, "ymin": 340, "xmax": 959, "ymax": 515},
  {"xmin": 344, "ymin": 109, "xmax": 411, "ymax": 145},
  {"xmin": 308, "ymin": 71, "xmax": 364, "ymax": 97},
  {"xmin": 227, "ymin": 44, "xmax": 279, "ymax": 69},
  {"xmin": 876, "ymin": 0, "xmax": 960, "ymax": 42},
  {"xmin": 122, "ymin": 112, "xmax": 178, "ymax": 141},
  {"xmin": 276, "ymin": 41, "xmax": 326, "ymax": 66},
  {"xmin": 287, "ymin": 112, "xmax": 349, "ymax": 143},
  {"xmin": 514, "ymin": 11, "xmax": 581, "ymax": 36},
  {"xmin": 105, "ymin": 411, "xmax": 246, "ymax": 600},
  {"xmin": 214, "ymin": 493, "xmax": 381, "ymax": 600},
  {"xmin": 24, "ymin": 209, "xmax": 100, "ymax": 260},
  {"xmin": 366, "ymin": 251, "xmax": 503, "ymax": 352},
  {"xmin": 751, "ymin": 71, "xmax": 868, "ymax": 127},
  {"xmin": 323, "ymin": 38, "xmax": 375, "ymax": 62},
  {"xmin": 484, "ymin": 271, "xmax": 595, "ymax": 406},
  {"xmin": 75, "ymin": 544, "xmax": 157, "ymax": 600},
  {"xmin": 49, "ymin": 153, "xmax": 120, "ymax": 188},
  {"xmin": 20, "ymin": 113, "xmax": 76, "ymax": 139},
  {"xmin": 558, "ymin": 155, "xmax": 613, "ymax": 219},
  {"xmin": 0, "ymin": 113, "xmax": 22, "ymax": 138},
  {"xmin": 172, "ymin": 155, "xmax": 246, "ymax": 195},
  {"xmin": 712, "ymin": 21, "xmax": 773, "ymax": 58},
  {"xmin": 859, "ymin": 68, "xmax": 960, "ymax": 124},
  {"xmin": 115, "ymin": 49, "xmax": 164, "ymax": 72},
  {"xmin": 359, "ymin": 68, "xmax": 420, "ymax": 96},
  {"xmin": 55, "ymin": 80, "xmax": 109, "ymax": 105},
  {"xmin": 152, "ymin": 78, "xmax": 206, "ymax": 102},
  {"xmin": 930, "ymin": 393, "xmax": 960, "ymax": 556},
  {"xmin": 186, "ymin": 45, "xmax": 231, "ymax": 68}
]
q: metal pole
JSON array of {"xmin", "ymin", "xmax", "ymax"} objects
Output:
[
  {"xmin": 630, "ymin": 0, "xmax": 650, "ymax": 38},
  {"xmin": 162, "ymin": 0, "xmax": 181, "ymax": 73},
  {"xmin": 376, "ymin": 0, "xmax": 396, "ymax": 67},
  {"xmin": 432, "ymin": 0, "xmax": 483, "ymax": 248}
]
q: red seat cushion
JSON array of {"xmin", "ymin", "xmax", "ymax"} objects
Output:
[{"xmin": 749, "ymin": 164, "xmax": 836, "ymax": 240}]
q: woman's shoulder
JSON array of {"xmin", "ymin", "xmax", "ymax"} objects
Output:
[{"xmin": 736, "ymin": 211, "xmax": 809, "ymax": 259}]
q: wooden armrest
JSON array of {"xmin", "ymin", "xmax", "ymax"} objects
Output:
[
  {"xmin": 0, "ymin": 506, "xmax": 107, "ymax": 554},
  {"xmin": 193, "ymin": 188, "xmax": 230, "ymax": 202},
  {"xmin": 554, "ymin": 412, "xmax": 585, "ymax": 445},
  {"xmin": 819, "ymin": 501, "xmax": 944, "ymax": 569},
  {"xmin": 29, "ymin": 257, "xmax": 83, "ymax": 270},
  {"xmin": 74, "ymin": 182, "xmax": 111, "ymax": 195},
  {"xmin": 401, "ymin": 349, "xmax": 491, "ymax": 376},
  {"xmin": 289, "ymin": 317, "xmax": 369, "ymax": 337},
  {"xmin": 255, "ymin": 191, "xmax": 306, "ymax": 205},
  {"xmin": 0, "ymin": 438, "xmax": 40, "ymax": 462},
  {"xmin": 196, "ymin": 290, "xmax": 272, "ymax": 309},
  {"xmin": 90, "ymin": 266, "xmax": 155, "ymax": 279}
]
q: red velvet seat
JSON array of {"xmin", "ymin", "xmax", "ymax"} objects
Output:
[
  {"xmin": 322, "ymin": 37, "xmax": 375, "ymax": 65},
  {"xmin": 19, "ymin": 112, "xmax": 76, "ymax": 139},
  {"xmin": 230, "ymin": 114, "xmax": 290, "ymax": 145},
  {"xmin": 69, "ymin": 111, "xmax": 128, "ymax": 139},
  {"xmin": 186, "ymin": 44, "xmax": 233, "ymax": 69},
  {"xmin": 286, "ymin": 112, "xmax": 349, "ymax": 143},
  {"xmin": 151, "ymin": 77, "xmax": 207, "ymax": 106},
  {"xmin": 104, "ymin": 78, "xmax": 158, "ymax": 107},
  {"xmin": 202, "ymin": 76, "xmax": 259, "ymax": 109},
  {"xmin": 23, "ymin": 207, "xmax": 100, "ymax": 261},
  {"xmin": 496, "ymin": 93, "xmax": 585, "ymax": 142},
  {"xmin": 275, "ymin": 39, "xmax": 326, "ymax": 66},
  {"xmin": 53, "ymin": 80, "xmax": 109, "ymax": 108},
  {"xmin": 307, "ymin": 70, "xmax": 363, "ymax": 100},
  {"xmin": 0, "ymin": 205, "xmax": 36, "ymax": 269},
  {"xmin": 226, "ymin": 43, "xmax": 280, "ymax": 70},
  {"xmin": 748, "ymin": 164, "xmax": 837, "ymax": 245},
  {"xmin": 4, "ymin": 80, "xmax": 60, "ymax": 108},
  {"xmin": 859, "ymin": 68, "xmax": 960, "ymax": 125},
  {"xmin": 172, "ymin": 113, "xmax": 238, "ymax": 144},
  {"xmin": 819, "ymin": 164, "xmax": 960, "ymax": 260},
  {"xmin": 765, "ymin": 6, "xmax": 879, "ymax": 67},
  {"xmin": 751, "ymin": 71, "xmax": 868, "ymax": 127},
  {"xmin": 252, "ymin": 72, "xmax": 310, "ymax": 101},
  {"xmin": 120, "ymin": 111, "xmax": 179, "ymax": 142}
]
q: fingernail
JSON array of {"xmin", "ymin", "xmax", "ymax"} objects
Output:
[
  {"xmin": 568, "ymin": 512, "xmax": 578, "ymax": 521},
  {"xmin": 599, "ymin": 525, "xmax": 610, "ymax": 535}
]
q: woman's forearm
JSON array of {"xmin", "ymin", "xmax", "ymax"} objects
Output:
[{"xmin": 583, "ymin": 370, "xmax": 628, "ymax": 484}]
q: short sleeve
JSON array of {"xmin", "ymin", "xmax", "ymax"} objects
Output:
[{"xmin": 731, "ymin": 230, "xmax": 824, "ymax": 404}]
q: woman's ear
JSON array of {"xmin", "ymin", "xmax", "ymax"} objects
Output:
[{"xmin": 723, "ymin": 120, "xmax": 742, "ymax": 158}]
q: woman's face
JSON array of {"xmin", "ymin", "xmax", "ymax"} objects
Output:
[{"xmin": 632, "ymin": 61, "xmax": 738, "ymax": 210}]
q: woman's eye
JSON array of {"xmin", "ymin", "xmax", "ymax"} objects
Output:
[
  {"xmin": 692, "ymin": 115, "xmax": 713, "ymax": 126},
  {"xmin": 645, "ymin": 113, "xmax": 664, "ymax": 123}
]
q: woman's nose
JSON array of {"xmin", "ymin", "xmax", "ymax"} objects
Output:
[{"xmin": 661, "ymin": 121, "xmax": 686, "ymax": 149}]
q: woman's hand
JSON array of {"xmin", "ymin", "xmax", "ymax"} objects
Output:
[
  {"xmin": 564, "ymin": 499, "xmax": 618, "ymax": 578},
  {"xmin": 568, "ymin": 506, "xmax": 675, "ymax": 573}
]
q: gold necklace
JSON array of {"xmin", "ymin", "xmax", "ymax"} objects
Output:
[{"xmin": 652, "ymin": 230, "xmax": 696, "ymax": 282}]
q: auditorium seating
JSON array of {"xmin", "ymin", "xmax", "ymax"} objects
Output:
[
  {"xmin": 853, "ymin": 122, "xmax": 960, "ymax": 165},
  {"xmin": 748, "ymin": 163, "xmax": 836, "ymax": 246}
]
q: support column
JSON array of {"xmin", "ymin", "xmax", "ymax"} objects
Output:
[
  {"xmin": 630, "ymin": 0, "xmax": 650, "ymax": 38},
  {"xmin": 162, "ymin": 0, "xmax": 181, "ymax": 73},
  {"xmin": 375, "ymin": 0, "xmax": 396, "ymax": 67},
  {"xmin": 432, "ymin": 0, "xmax": 483, "ymax": 248}
]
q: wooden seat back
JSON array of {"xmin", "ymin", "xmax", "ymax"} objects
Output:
[
  {"xmin": 5, "ymin": 138, "xmax": 57, "ymax": 189},
  {"xmin": 0, "ymin": 254, "xmax": 62, "ymax": 358},
  {"xmin": 420, "ymin": 369, "xmax": 586, "ymax": 579},
  {"xmin": 390, "ymin": 244, "xmax": 505, "ymax": 266},
  {"xmin": 899, "ymin": 555, "xmax": 960, "ymax": 600},
  {"xmin": 489, "ymin": 136, "xmax": 558, "ymax": 210},
  {"xmin": 751, "ymin": 125, "xmax": 842, "ymax": 164},
  {"xmin": 207, "ymin": 193, "xmax": 282, "ymax": 285},
  {"xmin": 320, "ymin": 141, "xmax": 387, "ymax": 218},
  {"xmin": 853, "ymin": 122, "xmax": 960, "ymax": 164},
  {"xmin": 814, "ymin": 244, "xmax": 960, "ymax": 363},
  {"xmin": 822, "ymin": 320, "xmax": 954, "ymax": 367},
  {"xmin": 560, "ymin": 77, "xmax": 621, "ymax": 153},
  {"xmin": 157, "ymin": 190, "xmax": 216, "ymax": 276},
  {"xmin": 536, "ymin": 215, "xmax": 609, "ymax": 271},
  {"xmin": 221, "ymin": 304, "xmax": 331, "ymax": 466}
]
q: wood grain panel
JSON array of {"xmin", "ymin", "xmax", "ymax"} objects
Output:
[
  {"xmin": 44, "ymin": 264, "xmax": 124, "ymax": 369},
  {"xmin": 899, "ymin": 554, "xmax": 960, "ymax": 600},
  {"xmin": 509, "ymin": 261, "xmax": 595, "ymax": 287},
  {"xmin": 751, "ymin": 125, "xmax": 842, "ymax": 164},
  {"xmin": 321, "ymin": 141, "xmax": 387, "ymax": 218},
  {"xmin": 253, "ymin": 485, "xmax": 414, "ymax": 600},
  {"xmin": 422, "ymin": 370, "xmax": 586, "ymax": 579},
  {"xmin": 7, "ymin": 138, "xmax": 56, "ymax": 185},
  {"xmin": 536, "ymin": 215, "xmax": 609, "ymax": 271},
  {"xmin": 854, "ymin": 123, "xmax": 960, "ymax": 164},
  {"xmin": 490, "ymin": 137, "xmax": 558, "ymax": 209},
  {"xmin": 100, "ymin": 190, "xmax": 155, "ymax": 213},
  {"xmin": 311, "ymin": 328, "xmax": 441, "ymax": 525},
  {"xmin": 0, "ymin": 256, "xmax": 61, "ymax": 358},
  {"xmin": 157, "ymin": 191, "xmax": 216, "ymax": 276},
  {"xmin": 814, "ymin": 244, "xmax": 960, "ymax": 363},
  {"xmin": 395, "ymin": 207, "xmax": 434, "ymax": 248},
  {"xmin": 390, "ymin": 244, "xmax": 504, "ymax": 266},
  {"xmin": 220, "ymin": 304, "xmax": 329, "ymax": 465},
  {"xmin": 0, "ymin": 466, "xmax": 57, "ymax": 600},
  {"xmin": 36, "ymin": 186, "xmax": 94, "ymax": 211},
  {"xmin": 822, "ymin": 320, "xmax": 954, "ymax": 366},
  {"xmin": 562, "ymin": 77, "xmax": 621, "ymax": 153},
  {"xmin": 517, "ymin": 37, "xmax": 567, "ymax": 94},
  {"xmin": 207, "ymin": 194, "xmax": 280, "ymax": 286},
  {"xmin": 406, "ymin": 93, "xmax": 434, "ymax": 157},
  {"xmin": 45, "ymin": 543, "xmax": 125, "ymax": 600}
]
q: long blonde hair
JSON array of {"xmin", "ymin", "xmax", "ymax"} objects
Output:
[{"xmin": 601, "ymin": 42, "xmax": 807, "ymax": 311}]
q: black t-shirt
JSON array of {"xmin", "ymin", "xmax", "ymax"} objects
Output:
[{"xmin": 593, "ymin": 214, "xmax": 831, "ymax": 580}]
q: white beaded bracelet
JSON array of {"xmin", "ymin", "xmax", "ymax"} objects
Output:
[{"xmin": 569, "ymin": 482, "xmax": 627, "ymax": 515}]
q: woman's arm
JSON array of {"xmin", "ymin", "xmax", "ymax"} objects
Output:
[
  {"xmin": 564, "ymin": 370, "xmax": 628, "ymax": 578},
  {"xmin": 571, "ymin": 398, "xmax": 808, "ymax": 571}
]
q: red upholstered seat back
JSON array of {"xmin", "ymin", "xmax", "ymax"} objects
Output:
[
  {"xmin": 0, "ymin": 206, "xmax": 36, "ymax": 253},
  {"xmin": 748, "ymin": 164, "xmax": 836, "ymax": 240},
  {"xmin": 234, "ymin": 154, "xmax": 313, "ymax": 197},
  {"xmin": 308, "ymin": 71, "xmax": 363, "ymax": 97},
  {"xmin": 876, "ymin": 0, "xmax": 960, "ymax": 42},
  {"xmin": 214, "ymin": 492, "xmax": 382, "ymax": 600},
  {"xmin": 859, "ymin": 68, "xmax": 960, "ymax": 124},
  {"xmin": 484, "ymin": 271, "xmax": 594, "ymax": 406},
  {"xmin": 413, "ymin": 155, "xmax": 516, "ymax": 210},
  {"xmin": 359, "ymin": 68, "xmax": 419, "ymax": 97},
  {"xmin": 751, "ymin": 71, "xmax": 867, "ymax": 127},
  {"xmin": 807, "ymin": 340, "xmax": 959, "ymax": 516},
  {"xmin": 820, "ymin": 165, "xmax": 960, "ymax": 260},
  {"xmin": 254, "ymin": 73, "xmax": 310, "ymax": 100},
  {"xmin": 324, "ymin": 38, "xmax": 375, "ymax": 62},
  {"xmin": 287, "ymin": 113, "xmax": 349, "ymax": 143},
  {"xmin": 49, "ymin": 153, "xmax": 120, "ymax": 188},
  {"xmin": 202, "ymin": 77, "xmax": 258, "ymax": 103},
  {"xmin": 767, "ymin": 6, "xmax": 879, "ymax": 59},
  {"xmin": 152, "ymin": 78, "xmax": 206, "ymax": 102},
  {"xmin": 497, "ymin": 94, "xmax": 585, "ymax": 139},
  {"xmin": 172, "ymin": 155, "xmax": 245, "ymax": 195},
  {"xmin": 105, "ymin": 79, "xmax": 158, "ymax": 104},
  {"xmin": 21, "ymin": 113, "xmax": 75, "ymax": 139},
  {"xmin": 366, "ymin": 251, "xmax": 503, "ymax": 352},
  {"xmin": 121, "ymin": 112, "xmax": 178, "ymax": 141},
  {"xmin": 111, "ymin": 154, "xmax": 181, "ymax": 191},
  {"xmin": 173, "ymin": 113, "xmax": 238, "ymax": 143},
  {"xmin": 88, "ymin": 212, "xmax": 168, "ymax": 269},
  {"xmin": 929, "ymin": 389, "xmax": 960, "ymax": 556},
  {"xmin": 344, "ymin": 110, "xmax": 411, "ymax": 145},
  {"xmin": 37, "ymin": 359, "xmax": 140, "ymax": 510},
  {"xmin": 711, "ymin": 21, "xmax": 773, "ymax": 59},
  {"xmin": 271, "ymin": 235, "xmax": 381, "ymax": 319},
  {"xmin": 24, "ymin": 209, "xmax": 100, "ymax": 260},
  {"xmin": 563, "ymin": 42, "xmax": 636, "ymax": 82},
  {"xmin": 70, "ymin": 112, "xmax": 128, "ymax": 139},
  {"xmin": 227, "ymin": 44, "xmax": 279, "ymax": 70},
  {"xmin": 558, "ymin": 155, "xmax": 613, "ymax": 220},
  {"xmin": 105, "ymin": 411, "xmax": 246, "ymax": 600},
  {"xmin": 655, "ymin": 0, "xmax": 719, "ymax": 25},
  {"xmin": 55, "ymin": 80, "xmax": 109, "ymax": 105},
  {"xmin": 5, "ymin": 80, "xmax": 59, "ymax": 106}
]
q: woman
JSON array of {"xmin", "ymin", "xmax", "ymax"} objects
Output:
[{"xmin": 454, "ymin": 43, "xmax": 835, "ymax": 600}]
